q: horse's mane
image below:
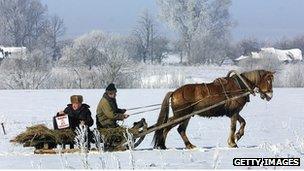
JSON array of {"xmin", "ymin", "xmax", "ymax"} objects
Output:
[{"xmin": 241, "ymin": 70, "xmax": 267, "ymax": 85}]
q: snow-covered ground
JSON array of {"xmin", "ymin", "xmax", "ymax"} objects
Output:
[{"xmin": 0, "ymin": 88, "xmax": 303, "ymax": 169}]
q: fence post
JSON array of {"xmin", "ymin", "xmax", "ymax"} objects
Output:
[{"xmin": 1, "ymin": 123, "xmax": 6, "ymax": 135}]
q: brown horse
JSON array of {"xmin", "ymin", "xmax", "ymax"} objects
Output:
[{"xmin": 152, "ymin": 70, "xmax": 275, "ymax": 149}]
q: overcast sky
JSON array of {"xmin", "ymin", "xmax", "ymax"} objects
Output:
[{"xmin": 41, "ymin": 0, "xmax": 304, "ymax": 41}]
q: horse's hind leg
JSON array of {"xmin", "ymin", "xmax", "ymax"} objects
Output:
[
  {"xmin": 177, "ymin": 118, "xmax": 196, "ymax": 149},
  {"xmin": 235, "ymin": 114, "xmax": 246, "ymax": 141},
  {"xmin": 228, "ymin": 114, "xmax": 238, "ymax": 148}
]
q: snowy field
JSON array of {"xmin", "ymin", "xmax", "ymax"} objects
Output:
[{"xmin": 0, "ymin": 88, "xmax": 304, "ymax": 169}]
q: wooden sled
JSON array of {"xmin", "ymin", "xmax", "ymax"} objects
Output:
[{"xmin": 12, "ymin": 118, "xmax": 148, "ymax": 154}]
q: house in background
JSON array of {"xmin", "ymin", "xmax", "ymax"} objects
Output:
[
  {"xmin": 0, "ymin": 46, "xmax": 27, "ymax": 59},
  {"xmin": 235, "ymin": 47, "xmax": 303, "ymax": 63}
]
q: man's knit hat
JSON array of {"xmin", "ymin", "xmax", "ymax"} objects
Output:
[{"xmin": 106, "ymin": 83, "xmax": 117, "ymax": 92}]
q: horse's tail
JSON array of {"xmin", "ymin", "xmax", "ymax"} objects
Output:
[{"xmin": 152, "ymin": 91, "xmax": 173, "ymax": 148}]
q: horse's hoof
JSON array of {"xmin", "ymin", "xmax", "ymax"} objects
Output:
[
  {"xmin": 228, "ymin": 143, "xmax": 238, "ymax": 148},
  {"xmin": 186, "ymin": 144, "xmax": 197, "ymax": 149}
]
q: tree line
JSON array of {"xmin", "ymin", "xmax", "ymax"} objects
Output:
[{"xmin": 0, "ymin": 0, "xmax": 303, "ymax": 89}]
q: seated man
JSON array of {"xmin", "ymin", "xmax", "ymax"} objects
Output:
[
  {"xmin": 55, "ymin": 95, "xmax": 94, "ymax": 148},
  {"xmin": 96, "ymin": 83, "xmax": 129, "ymax": 129}
]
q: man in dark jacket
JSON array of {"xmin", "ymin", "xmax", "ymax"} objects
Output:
[
  {"xmin": 57, "ymin": 95, "xmax": 94, "ymax": 130},
  {"xmin": 55, "ymin": 95, "xmax": 94, "ymax": 148},
  {"xmin": 96, "ymin": 83, "xmax": 129, "ymax": 129}
]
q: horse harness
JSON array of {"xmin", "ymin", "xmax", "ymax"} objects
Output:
[
  {"xmin": 130, "ymin": 71, "xmax": 260, "ymax": 116},
  {"xmin": 176, "ymin": 71, "xmax": 257, "ymax": 113}
]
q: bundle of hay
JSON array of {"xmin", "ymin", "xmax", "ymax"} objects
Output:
[
  {"xmin": 11, "ymin": 124, "xmax": 76, "ymax": 149},
  {"xmin": 54, "ymin": 129, "xmax": 75, "ymax": 143},
  {"xmin": 11, "ymin": 124, "xmax": 58, "ymax": 148},
  {"xmin": 98, "ymin": 127, "xmax": 128, "ymax": 151}
]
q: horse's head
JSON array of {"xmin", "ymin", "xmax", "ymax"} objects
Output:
[
  {"xmin": 255, "ymin": 70, "xmax": 275, "ymax": 101},
  {"xmin": 241, "ymin": 70, "xmax": 275, "ymax": 101}
]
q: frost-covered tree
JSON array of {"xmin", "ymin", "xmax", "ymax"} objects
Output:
[
  {"xmin": 157, "ymin": 0, "xmax": 209, "ymax": 63},
  {"xmin": 57, "ymin": 31, "xmax": 106, "ymax": 88},
  {"xmin": 96, "ymin": 35, "xmax": 139, "ymax": 87},
  {"xmin": 237, "ymin": 38, "xmax": 263, "ymax": 56},
  {"xmin": 58, "ymin": 31, "xmax": 139, "ymax": 88},
  {"xmin": 60, "ymin": 30, "xmax": 106, "ymax": 70},
  {"xmin": 0, "ymin": 0, "xmax": 65, "ymax": 59},
  {"xmin": 157, "ymin": 0, "xmax": 233, "ymax": 64},
  {"xmin": 132, "ymin": 10, "xmax": 157, "ymax": 63},
  {"xmin": 194, "ymin": 0, "xmax": 233, "ymax": 65},
  {"xmin": 0, "ymin": 50, "xmax": 52, "ymax": 89},
  {"xmin": 131, "ymin": 10, "xmax": 169, "ymax": 64},
  {"xmin": 43, "ymin": 15, "xmax": 66, "ymax": 61},
  {"xmin": 0, "ymin": 0, "xmax": 46, "ymax": 49}
]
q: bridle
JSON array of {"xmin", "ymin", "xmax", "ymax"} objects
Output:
[
  {"xmin": 244, "ymin": 71, "xmax": 273, "ymax": 101},
  {"xmin": 228, "ymin": 70, "xmax": 273, "ymax": 100},
  {"xmin": 227, "ymin": 70, "xmax": 256, "ymax": 96}
]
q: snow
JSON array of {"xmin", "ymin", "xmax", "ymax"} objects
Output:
[
  {"xmin": 163, "ymin": 53, "xmax": 183, "ymax": 64},
  {"xmin": 274, "ymin": 48, "xmax": 302, "ymax": 61},
  {"xmin": 235, "ymin": 55, "xmax": 249, "ymax": 61},
  {"xmin": 0, "ymin": 88, "xmax": 303, "ymax": 169}
]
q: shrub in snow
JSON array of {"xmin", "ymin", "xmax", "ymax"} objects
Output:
[
  {"xmin": 276, "ymin": 63, "xmax": 304, "ymax": 87},
  {"xmin": 238, "ymin": 53, "xmax": 283, "ymax": 72},
  {"xmin": 0, "ymin": 115, "xmax": 6, "ymax": 123},
  {"xmin": 74, "ymin": 125, "xmax": 90, "ymax": 169},
  {"xmin": 0, "ymin": 50, "xmax": 51, "ymax": 89}
]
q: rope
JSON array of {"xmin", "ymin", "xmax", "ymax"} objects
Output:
[
  {"xmin": 204, "ymin": 83, "xmax": 210, "ymax": 97},
  {"xmin": 219, "ymin": 79, "xmax": 229, "ymax": 99}
]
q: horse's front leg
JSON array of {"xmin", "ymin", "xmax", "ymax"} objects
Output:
[
  {"xmin": 228, "ymin": 114, "xmax": 238, "ymax": 148},
  {"xmin": 235, "ymin": 114, "xmax": 246, "ymax": 141}
]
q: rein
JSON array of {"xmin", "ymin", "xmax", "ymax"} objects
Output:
[
  {"xmin": 127, "ymin": 104, "xmax": 162, "ymax": 111},
  {"xmin": 129, "ymin": 107, "xmax": 162, "ymax": 116},
  {"xmin": 128, "ymin": 88, "xmax": 249, "ymax": 116}
]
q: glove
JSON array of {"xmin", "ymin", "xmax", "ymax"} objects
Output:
[
  {"xmin": 120, "ymin": 109, "xmax": 127, "ymax": 114},
  {"xmin": 57, "ymin": 111, "xmax": 65, "ymax": 116},
  {"xmin": 116, "ymin": 114, "xmax": 125, "ymax": 120},
  {"xmin": 124, "ymin": 114, "xmax": 129, "ymax": 119}
]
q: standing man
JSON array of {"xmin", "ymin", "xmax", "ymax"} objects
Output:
[{"xmin": 96, "ymin": 83, "xmax": 129, "ymax": 129}]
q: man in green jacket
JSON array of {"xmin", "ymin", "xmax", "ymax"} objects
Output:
[{"xmin": 96, "ymin": 83, "xmax": 129, "ymax": 129}]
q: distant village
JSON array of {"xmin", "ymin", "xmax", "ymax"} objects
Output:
[{"xmin": 0, "ymin": 45, "xmax": 303, "ymax": 65}]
